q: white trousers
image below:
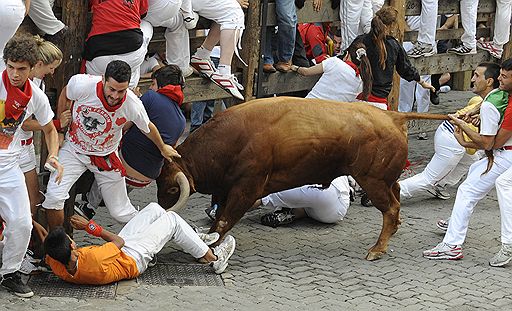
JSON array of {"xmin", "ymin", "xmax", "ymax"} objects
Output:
[
  {"xmin": 371, "ymin": 0, "xmax": 384, "ymax": 14},
  {"xmin": 28, "ymin": 0, "xmax": 65, "ymax": 35},
  {"xmin": 460, "ymin": 0, "xmax": 478, "ymax": 49},
  {"xmin": 261, "ymin": 177, "xmax": 350, "ymax": 223},
  {"xmin": 494, "ymin": 0, "xmax": 512, "ymax": 47},
  {"xmin": 398, "ymin": 76, "xmax": 430, "ymax": 113},
  {"xmin": 86, "ymin": 20, "xmax": 153, "ymax": 88},
  {"xmin": 417, "ymin": 0, "xmax": 438, "ymax": 46},
  {"xmin": 144, "ymin": 0, "xmax": 182, "ymax": 27},
  {"xmin": 120, "ymin": 203, "xmax": 208, "ymax": 273},
  {"xmin": 165, "ymin": 0, "xmax": 245, "ymax": 69},
  {"xmin": 496, "ymin": 163, "xmax": 512, "ymax": 243},
  {"xmin": 17, "ymin": 144, "xmax": 37, "ymax": 173},
  {"xmin": 42, "ymin": 142, "xmax": 138, "ymax": 223},
  {"xmin": 443, "ymin": 149, "xmax": 512, "ymax": 246},
  {"xmin": 0, "ymin": 165, "xmax": 32, "ymax": 276},
  {"xmin": 339, "ymin": 0, "xmax": 372, "ymax": 51},
  {"xmin": 400, "ymin": 126, "xmax": 480, "ymax": 198},
  {"xmin": 0, "ymin": 0, "xmax": 25, "ymax": 71}
]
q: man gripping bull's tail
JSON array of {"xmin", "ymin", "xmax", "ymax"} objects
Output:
[{"xmin": 157, "ymin": 97, "xmax": 449, "ymax": 261}]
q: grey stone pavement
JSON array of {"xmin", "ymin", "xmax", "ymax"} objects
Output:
[{"xmin": 3, "ymin": 91, "xmax": 512, "ymax": 310}]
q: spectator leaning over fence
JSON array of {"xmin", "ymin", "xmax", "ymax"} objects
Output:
[
  {"xmin": 423, "ymin": 60, "xmax": 512, "ymax": 262},
  {"xmin": 75, "ymin": 65, "xmax": 188, "ymax": 220},
  {"xmin": 0, "ymin": 0, "xmax": 29, "ymax": 72},
  {"xmin": 447, "ymin": 0, "xmax": 478, "ymax": 55},
  {"xmin": 400, "ymin": 63, "xmax": 502, "ymax": 204},
  {"xmin": 297, "ymin": 23, "xmax": 331, "ymax": 64},
  {"xmin": 28, "ymin": 0, "xmax": 68, "ymax": 45},
  {"xmin": 0, "ymin": 35, "xmax": 63, "ymax": 298},
  {"xmin": 406, "ymin": 0, "xmax": 438, "ymax": 58},
  {"xmin": 355, "ymin": 6, "xmax": 435, "ymax": 110},
  {"xmin": 45, "ymin": 203, "xmax": 236, "ymax": 285},
  {"xmin": 291, "ymin": 39, "xmax": 372, "ymax": 102},
  {"xmin": 42, "ymin": 60, "xmax": 180, "ymax": 231},
  {"xmin": 84, "ymin": 0, "xmax": 152, "ymax": 88},
  {"xmin": 476, "ymin": 0, "xmax": 512, "ymax": 59}
]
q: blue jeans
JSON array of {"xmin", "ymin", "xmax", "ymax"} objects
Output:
[
  {"xmin": 264, "ymin": 0, "xmax": 297, "ymax": 64},
  {"xmin": 191, "ymin": 57, "xmax": 223, "ymax": 131}
]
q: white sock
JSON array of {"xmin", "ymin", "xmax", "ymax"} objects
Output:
[
  {"xmin": 218, "ymin": 64, "xmax": 231, "ymax": 75},
  {"xmin": 195, "ymin": 46, "xmax": 211, "ymax": 60}
]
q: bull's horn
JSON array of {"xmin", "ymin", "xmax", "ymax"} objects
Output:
[{"xmin": 167, "ymin": 172, "xmax": 190, "ymax": 211}]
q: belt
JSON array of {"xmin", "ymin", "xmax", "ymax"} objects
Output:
[
  {"xmin": 503, "ymin": 146, "xmax": 512, "ymax": 151},
  {"xmin": 21, "ymin": 138, "xmax": 33, "ymax": 146}
]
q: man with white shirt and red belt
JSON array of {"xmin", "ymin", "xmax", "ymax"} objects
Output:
[{"xmin": 42, "ymin": 60, "xmax": 180, "ymax": 230}]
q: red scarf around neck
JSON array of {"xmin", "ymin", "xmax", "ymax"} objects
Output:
[
  {"xmin": 2, "ymin": 70, "xmax": 32, "ymax": 120},
  {"xmin": 344, "ymin": 60, "xmax": 360, "ymax": 77},
  {"xmin": 96, "ymin": 81, "xmax": 126, "ymax": 112},
  {"xmin": 157, "ymin": 84, "xmax": 184, "ymax": 107}
]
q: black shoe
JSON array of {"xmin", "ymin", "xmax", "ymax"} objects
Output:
[
  {"xmin": 43, "ymin": 25, "xmax": 69, "ymax": 46},
  {"xmin": 205, "ymin": 204, "xmax": 218, "ymax": 221},
  {"xmin": 74, "ymin": 202, "xmax": 95, "ymax": 220},
  {"xmin": 260, "ymin": 208, "xmax": 295, "ymax": 228},
  {"xmin": 1, "ymin": 271, "xmax": 34, "ymax": 298},
  {"xmin": 360, "ymin": 192, "xmax": 373, "ymax": 207},
  {"xmin": 430, "ymin": 90, "xmax": 440, "ymax": 105}
]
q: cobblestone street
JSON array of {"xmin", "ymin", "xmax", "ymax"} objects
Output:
[{"xmin": 2, "ymin": 92, "xmax": 512, "ymax": 310}]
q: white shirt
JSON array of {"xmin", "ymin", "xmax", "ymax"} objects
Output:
[
  {"xmin": 0, "ymin": 76, "xmax": 54, "ymax": 170},
  {"xmin": 18, "ymin": 78, "xmax": 46, "ymax": 141},
  {"xmin": 66, "ymin": 74, "xmax": 150, "ymax": 156},
  {"xmin": 306, "ymin": 57, "xmax": 363, "ymax": 102},
  {"xmin": 479, "ymin": 89, "xmax": 502, "ymax": 136}
]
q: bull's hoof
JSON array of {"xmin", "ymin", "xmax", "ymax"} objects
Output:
[{"xmin": 365, "ymin": 250, "xmax": 385, "ymax": 261}]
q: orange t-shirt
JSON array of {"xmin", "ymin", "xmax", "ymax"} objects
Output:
[{"xmin": 46, "ymin": 242, "xmax": 139, "ymax": 285}]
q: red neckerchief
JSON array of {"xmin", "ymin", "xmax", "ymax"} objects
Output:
[
  {"xmin": 157, "ymin": 84, "xmax": 184, "ymax": 107},
  {"xmin": 89, "ymin": 152, "xmax": 126, "ymax": 176},
  {"xmin": 344, "ymin": 60, "xmax": 360, "ymax": 77},
  {"xmin": 96, "ymin": 81, "xmax": 126, "ymax": 112},
  {"xmin": 2, "ymin": 70, "xmax": 32, "ymax": 120}
]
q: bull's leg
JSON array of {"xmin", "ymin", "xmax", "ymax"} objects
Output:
[{"xmin": 358, "ymin": 178, "xmax": 401, "ymax": 261}]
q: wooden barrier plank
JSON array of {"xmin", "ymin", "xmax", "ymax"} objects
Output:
[
  {"xmin": 404, "ymin": 27, "xmax": 491, "ymax": 42},
  {"xmin": 402, "ymin": 0, "xmax": 496, "ymax": 16},
  {"xmin": 259, "ymin": 72, "xmax": 319, "ymax": 95}
]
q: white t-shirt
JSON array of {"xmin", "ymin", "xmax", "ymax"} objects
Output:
[
  {"xmin": 306, "ymin": 57, "xmax": 363, "ymax": 102},
  {"xmin": 66, "ymin": 74, "xmax": 150, "ymax": 156},
  {"xmin": 479, "ymin": 89, "xmax": 502, "ymax": 136},
  {"xmin": 18, "ymin": 78, "xmax": 46, "ymax": 141},
  {"xmin": 0, "ymin": 76, "xmax": 54, "ymax": 170}
]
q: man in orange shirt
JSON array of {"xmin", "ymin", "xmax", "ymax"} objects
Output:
[{"xmin": 44, "ymin": 203, "xmax": 235, "ymax": 285}]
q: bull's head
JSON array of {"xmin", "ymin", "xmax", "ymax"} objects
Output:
[{"xmin": 156, "ymin": 161, "xmax": 194, "ymax": 211}]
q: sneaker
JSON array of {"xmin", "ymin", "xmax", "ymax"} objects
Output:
[
  {"xmin": 407, "ymin": 42, "xmax": 435, "ymax": 58},
  {"xmin": 19, "ymin": 251, "xmax": 38, "ymax": 275},
  {"xmin": 436, "ymin": 217, "xmax": 450, "ymax": 232},
  {"xmin": 181, "ymin": 10, "xmax": 199, "ymax": 30},
  {"xmin": 197, "ymin": 232, "xmax": 220, "ymax": 246},
  {"xmin": 260, "ymin": 208, "xmax": 296, "ymax": 227},
  {"xmin": 148, "ymin": 254, "xmax": 158, "ymax": 267},
  {"xmin": 439, "ymin": 85, "xmax": 451, "ymax": 93},
  {"xmin": 191, "ymin": 55, "xmax": 216, "ymax": 78},
  {"xmin": 360, "ymin": 192, "xmax": 373, "ymax": 207},
  {"xmin": 211, "ymin": 235, "xmax": 236, "ymax": 274},
  {"xmin": 417, "ymin": 132, "xmax": 428, "ymax": 140},
  {"xmin": 427, "ymin": 185, "xmax": 450, "ymax": 200},
  {"xmin": 205, "ymin": 204, "xmax": 218, "ymax": 221},
  {"xmin": 43, "ymin": 25, "xmax": 69, "ymax": 46},
  {"xmin": 423, "ymin": 242, "xmax": 463, "ymax": 260},
  {"xmin": 74, "ymin": 202, "xmax": 95, "ymax": 220},
  {"xmin": 182, "ymin": 66, "xmax": 194, "ymax": 78},
  {"xmin": 209, "ymin": 72, "xmax": 245, "ymax": 100},
  {"xmin": 476, "ymin": 40, "xmax": 503, "ymax": 59},
  {"xmin": 1, "ymin": 271, "xmax": 34, "ymax": 298},
  {"xmin": 489, "ymin": 243, "xmax": 512, "ymax": 267},
  {"xmin": 448, "ymin": 44, "xmax": 477, "ymax": 56},
  {"xmin": 430, "ymin": 90, "xmax": 440, "ymax": 105}
]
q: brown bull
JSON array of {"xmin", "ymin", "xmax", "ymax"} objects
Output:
[{"xmin": 157, "ymin": 97, "xmax": 448, "ymax": 260}]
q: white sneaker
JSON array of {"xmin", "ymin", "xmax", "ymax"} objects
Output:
[
  {"xmin": 182, "ymin": 66, "xmax": 194, "ymax": 78},
  {"xmin": 191, "ymin": 55, "xmax": 216, "ymax": 78},
  {"xmin": 439, "ymin": 85, "xmax": 451, "ymax": 93},
  {"xmin": 211, "ymin": 235, "xmax": 236, "ymax": 274},
  {"xmin": 19, "ymin": 252, "xmax": 38, "ymax": 275},
  {"xmin": 197, "ymin": 232, "xmax": 220, "ymax": 246},
  {"xmin": 210, "ymin": 72, "xmax": 245, "ymax": 100},
  {"xmin": 489, "ymin": 243, "xmax": 512, "ymax": 267}
]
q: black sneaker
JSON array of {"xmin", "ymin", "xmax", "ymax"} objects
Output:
[
  {"xmin": 74, "ymin": 202, "xmax": 95, "ymax": 220},
  {"xmin": 430, "ymin": 90, "xmax": 440, "ymax": 105},
  {"xmin": 448, "ymin": 44, "xmax": 476, "ymax": 56},
  {"xmin": 360, "ymin": 192, "xmax": 373, "ymax": 207},
  {"xmin": 1, "ymin": 271, "xmax": 34, "ymax": 298},
  {"xmin": 260, "ymin": 208, "xmax": 295, "ymax": 228}
]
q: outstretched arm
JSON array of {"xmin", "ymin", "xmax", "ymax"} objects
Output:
[{"xmin": 70, "ymin": 215, "xmax": 125, "ymax": 250}]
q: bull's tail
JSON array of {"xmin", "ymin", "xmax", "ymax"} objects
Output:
[{"xmin": 388, "ymin": 111, "xmax": 450, "ymax": 123}]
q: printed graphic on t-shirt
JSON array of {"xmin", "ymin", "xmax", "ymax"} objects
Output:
[
  {"xmin": 68, "ymin": 104, "xmax": 114, "ymax": 152},
  {"xmin": 0, "ymin": 99, "xmax": 25, "ymax": 149}
]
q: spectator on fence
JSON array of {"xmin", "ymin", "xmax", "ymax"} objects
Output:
[
  {"xmin": 406, "ymin": 0, "xmax": 438, "ymax": 58},
  {"xmin": 447, "ymin": 0, "xmax": 479, "ymax": 55},
  {"xmin": 84, "ymin": 0, "xmax": 152, "ymax": 88},
  {"xmin": 29, "ymin": 0, "xmax": 68, "ymax": 45},
  {"xmin": 0, "ymin": 0, "xmax": 28, "ymax": 72},
  {"xmin": 338, "ymin": 0, "xmax": 373, "ymax": 52},
  {"xmin": 298, "ymin": 23, "xmax": 331, "ymax": 64},
  {"xmin": 477, "ymin": 0, "xmax": 512, "ymax": 59}
]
